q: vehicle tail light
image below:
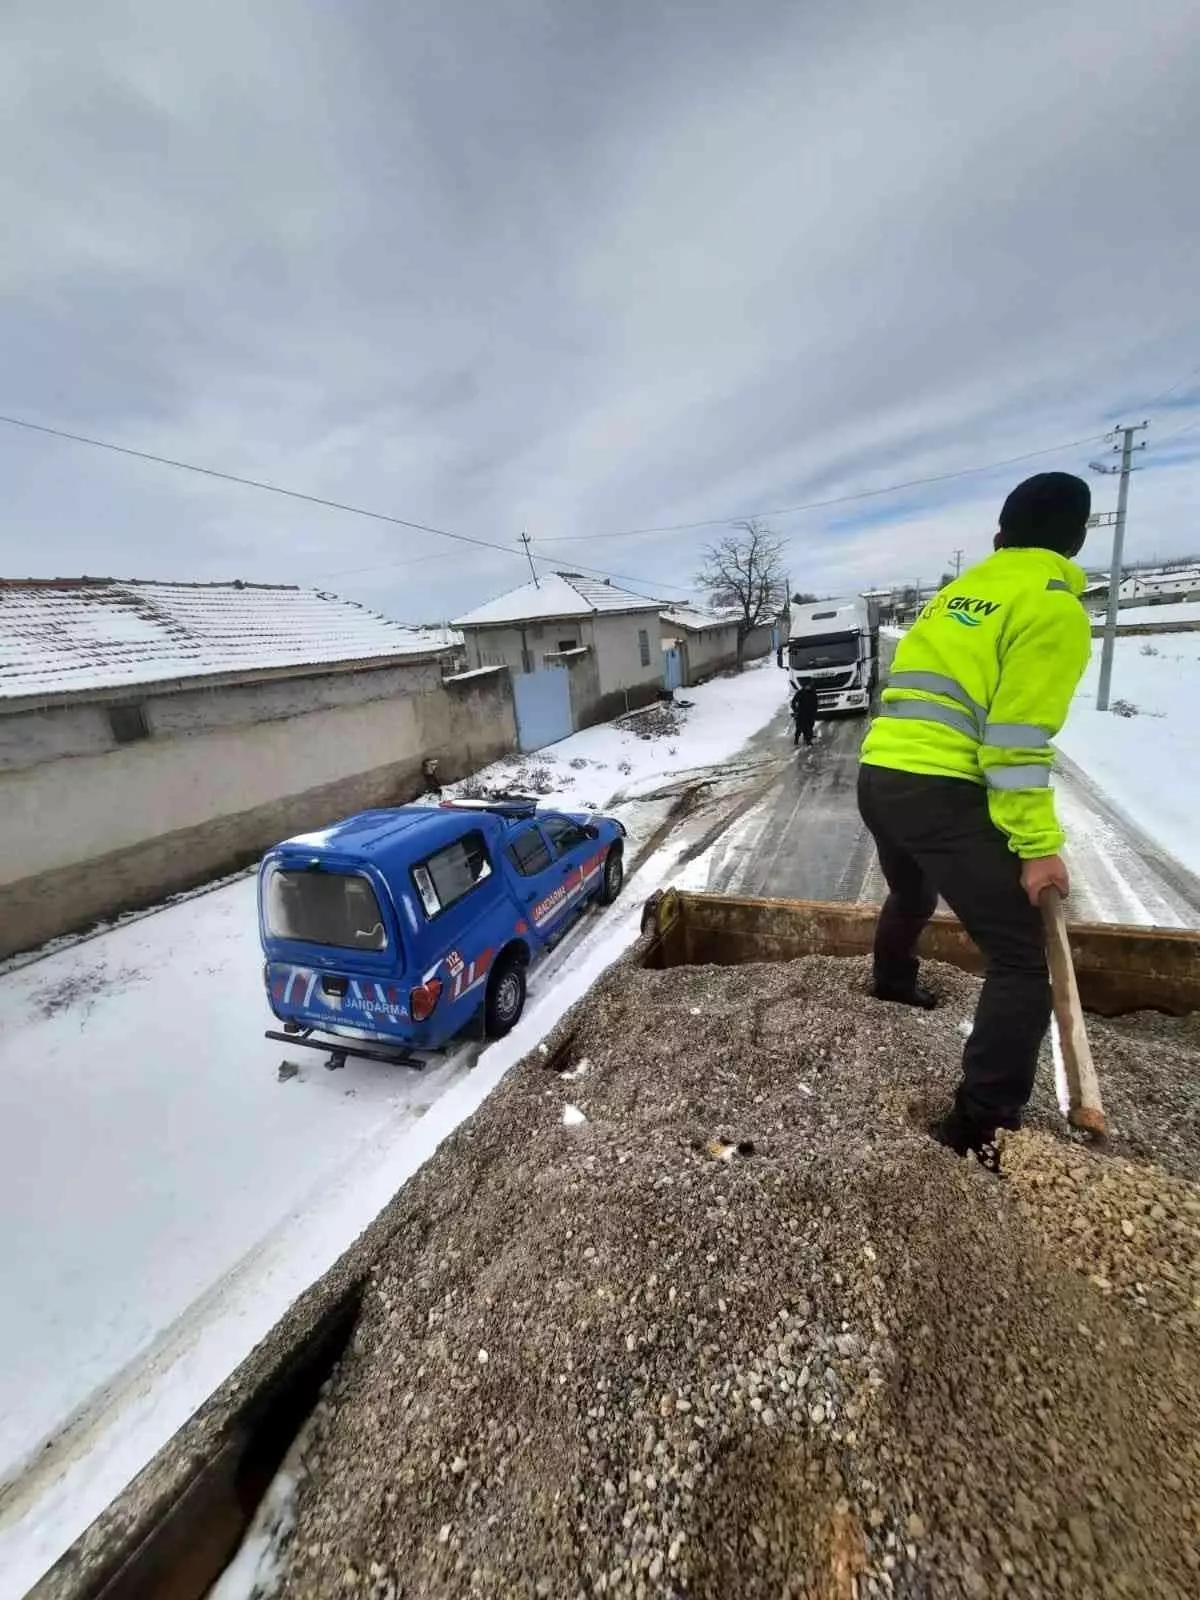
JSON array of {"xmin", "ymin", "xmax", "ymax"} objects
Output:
[{"xmin": 410, "ymin": 978, "xmax": 443, "ymax": 1022}]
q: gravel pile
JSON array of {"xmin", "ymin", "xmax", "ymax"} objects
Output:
[{"xmin": 277, "ymin": 955, "xmax": 1200, "ymax": 1600}]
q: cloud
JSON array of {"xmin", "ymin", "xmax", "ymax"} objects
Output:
[{"xmin": 0, "ymin": 0, "xmax": 1197, "ymax": 619}]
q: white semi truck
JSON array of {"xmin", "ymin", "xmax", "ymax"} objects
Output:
[{"xmin": 779, "ymin": 595, "xmax": 880, "ymax": 716}]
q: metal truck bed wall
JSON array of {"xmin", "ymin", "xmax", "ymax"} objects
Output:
[{"xmin": 642, "ymin": 890, "xmax": 1200, "ymax": 1016}]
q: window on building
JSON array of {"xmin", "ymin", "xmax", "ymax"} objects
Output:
[
  {"xmin": 410, "ymin": 830, "xmax": 492, "ymax": 918},
  {"xmin": 557, "ymin": 638, "xmax": 577, "ymax": 653},
  {"xmin": 638, "ymin": 628, "xmax": 652, "ymax": 667},
  {"xmin": 508, "ymin": 826, "xmax": 553, "ymax": 876},
  {"xmin": 107, "ymin": 702, "xmax": 150, "ymax": 744}
]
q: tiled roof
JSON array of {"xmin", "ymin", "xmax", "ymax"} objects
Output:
[
  {"xmin": 0, "ymin": 579, "xmax": 449, "ymax": 702},
  {"xmin": 452, "ymin": 572, "xmax": 661, "ymax": 628},
  {"xmin": 659, "ymin": 605, "xmax": 738, "ymax": 634}
]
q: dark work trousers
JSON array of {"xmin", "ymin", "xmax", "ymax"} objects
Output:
[
  {"xmin": 793, "ymin": 712, "xmax": 816, "ymax": 747},
  {"xmin": 856, "ymin": 763, "xmax": 1051, "ymax": 1131}
]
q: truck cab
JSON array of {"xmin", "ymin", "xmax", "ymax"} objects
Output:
[
  {"xmin": 780, "ymin": 596, "xmax": 880, "ymax": 716},
  {"xmin": 259, "ymin": 799, "xmax": 625, "ymax": 1060}
]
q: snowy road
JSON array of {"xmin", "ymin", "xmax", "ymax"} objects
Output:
[{"xmin": 707, "ymin": 703, "xmax": 1200, "ymax": 926}]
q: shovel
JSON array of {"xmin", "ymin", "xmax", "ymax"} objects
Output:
[{"xmin": 1039, "ymin": 886, "xmax": 1107, "ymax": 1137}]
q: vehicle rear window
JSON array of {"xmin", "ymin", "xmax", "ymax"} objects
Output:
[
  {"xmin": 509, "ymin": 825, "xmax": 552, "ymax": 876},
  {"xmin": 265, "ymin": 868, "xmax": 388, "ymax": 950},
  {"xmin": 411, "ymin": 830, "xmax": 492, "ymax": 917}
]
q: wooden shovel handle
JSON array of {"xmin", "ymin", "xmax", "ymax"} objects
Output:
[{"xmin": 1039, "ymin": 886, "xmax": 1108, "ymax": 1137}]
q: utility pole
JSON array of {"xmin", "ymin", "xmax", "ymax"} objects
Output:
[
  {"xmin": 519, "ymin": 529, "xmax": 540, "ymax": 589},
  {"xmin": 952, "ymin": 549, "xmax": 964, "ymax": 578},
  {"xmin": 1088, "ymin": 422, "xmax": 1148, "ymax": 713}
]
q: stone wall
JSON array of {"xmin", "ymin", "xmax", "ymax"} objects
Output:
[{"xmin": 0, "ymin": 666, "xmax": 516, "ymax": 958}]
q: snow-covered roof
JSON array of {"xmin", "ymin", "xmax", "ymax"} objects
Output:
[
  {"xmin": 659, "ymin": 605, "xmax": 738, "ymax": 634},
  {"xmin": 452, "ymin": 572, "xmax": 661, "ymax": 628},
  {"xmin": 0, "ymin": 579, "xmax": 451, "ymax": 703}
]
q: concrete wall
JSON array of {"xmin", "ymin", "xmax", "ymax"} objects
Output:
[
  {"xmin": 0, "ymin": 660, "xmax": 445, "ymax": 777},
  {"xmin": 590, "ymin": 612, "xmax": 663, "ymax": 720},
  {"xmin": 743, "ymin": 622, "xmax": 776, "ymax": 663},
  {"xmin": 463, "ymin": 612, "xmax": 662, "ymax": 727},
  {"xmin": 659, "ymin": 619, "xmax": 774, "ymax": 685},
  {"xmin": 0, "ymin": 666, "xmax": 516, "ymax": 958},
  {"xmin": 1090, "ymin": 619, "xmax": 1200, "ymax": 638},
  {"xmin": 467, "ymin": 617, "xmax": 592, "ymax": 675},
  {"xmin": 662, "ymin": 623, "xmax": 739, "ymax": 684},
  {"xmin": 562, "ymin": 649, "xmax": 602, "ymax": 731}
]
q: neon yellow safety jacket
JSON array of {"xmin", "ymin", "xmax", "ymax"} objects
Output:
[{"xmin": 860, "ymin": 548, "xmax": 1092, "ymax": 859}]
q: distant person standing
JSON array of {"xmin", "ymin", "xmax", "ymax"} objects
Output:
[
  {"xmin": 857, "ymin": 472, "xmax": 1093, "ymax": 1167},
  {"xmin": 791, "ymin": 681, "xmax": 819, "ymax": 747}
]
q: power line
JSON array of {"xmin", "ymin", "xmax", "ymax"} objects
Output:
[
  {"xmin": 0, "ymin": 410, "xmax": 691, "ymax": 595},
  {"xmin": 536, "ymin": 432, "xmax": 1108, "ymax": 544},
  {"xmin": 0, "ymin": 412, "xmax": 514, "ymax": 557},
  {"xmin": 1153, "ymin": 412, "xmax": 1200, "ymax": 449},
  {"xmin": 1141, "ymin": 359, "xmax": 1200, "ymax": 414}
]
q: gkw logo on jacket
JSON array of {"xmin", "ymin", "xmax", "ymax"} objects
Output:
[{"xmin": 920, "ymin": 593, "xmax": 1002, "ymax": 630}]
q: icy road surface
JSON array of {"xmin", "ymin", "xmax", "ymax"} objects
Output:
[{"xmin": 706, "ymin": 700, "xmax": 1200, "ymax": 926}]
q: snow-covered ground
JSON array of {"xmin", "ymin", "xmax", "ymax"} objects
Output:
[
  {"xmin": 0, "ymin": 663, "xmax": 785, "ymax": 1599},
  {"xmin": 1095, "ymin": 599, "xmax": 1200, "ymax": 627},
  {"xmin": 1058, "ymin": 631, "xmax": 1200, "ymax": 881},
  {"xmin": 442, "ymin": 661, "xmax": 790, "ymax": 817}
]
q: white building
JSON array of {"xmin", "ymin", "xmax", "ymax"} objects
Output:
[
  {"xmin": 658, "ymin": 606, "xmax": 776, "ymax": 684},
  {"xmin": 453, "ymin": 572, "xmax": 665, "ymax": 728}
]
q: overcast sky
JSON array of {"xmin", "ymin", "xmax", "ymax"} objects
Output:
[{"xmin": 1, "ymin": 0, "xmax": 1198, "ymax": 622}]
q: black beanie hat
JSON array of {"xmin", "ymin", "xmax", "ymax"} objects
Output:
[{"xmin": 998, "ymin": 472, "xmax": 1091, "ymax": 556}]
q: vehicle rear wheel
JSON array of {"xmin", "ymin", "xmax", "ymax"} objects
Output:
[
  {"xmin": 598, "ymin": 845, "xmax": 624, "ymax": 906},
  {"xmin": 484, "ymin": 954, "xmax": 527, "ymax": 1039}
]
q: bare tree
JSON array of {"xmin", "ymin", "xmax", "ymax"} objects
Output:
[{"xmin": 695, "ymin": 519, "xmax": 789, "ymax": 670}]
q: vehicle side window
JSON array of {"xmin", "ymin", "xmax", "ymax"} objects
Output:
[
  {"xmin": 411, "ymin": 830, "xmax": 492, "ymax": 918},
  {"xmin": 541, "ymin": 816, "xmax": 589, "ymax": 856},
  {"xmin": 509, "ymin": 825, "xmax": 553, "ymax": 877}
]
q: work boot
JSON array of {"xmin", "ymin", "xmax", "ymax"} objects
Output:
[
  {"xmin": 871, "ymin": 979, "xmax": 938, "ymax": 1011},
  {"xmin": 930, "ymin": 1107, "xmax": 1001, "ymax": 1173}
]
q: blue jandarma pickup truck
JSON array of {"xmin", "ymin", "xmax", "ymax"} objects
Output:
[{"xmin": 259, "ymin": 798, "xmax": 626, "ymax": 1065}]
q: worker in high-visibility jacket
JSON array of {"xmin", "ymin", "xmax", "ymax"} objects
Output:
[{"xmin": 858, "ymin": 472, "xmax": 1094, "ymax": 1168}]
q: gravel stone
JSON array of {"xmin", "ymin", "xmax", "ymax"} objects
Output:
[{"xmin": 275, "ymin": 954, "xmax": 1200, "ymax": 1599}]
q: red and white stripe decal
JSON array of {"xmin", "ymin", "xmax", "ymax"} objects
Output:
[
  {"xmin": 450, "ymin": 947, "xmax": 494, "ymax": 1001},
  {"xmin": 283, "ymin": 969, "xmax": 319, "ymax": 1006},
  {"xmin": 531, "ymin": 850, "xmax": 607, "ymax": 927}
]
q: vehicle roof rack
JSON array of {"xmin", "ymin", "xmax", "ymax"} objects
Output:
[{"xmin": 439, "ymin": 795, "xmax": 541, "ymax": 820}]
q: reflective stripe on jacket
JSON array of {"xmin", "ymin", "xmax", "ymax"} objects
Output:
[{"xmin": 860, "ymin": 548, "xmax": 1092, "ymax": 859}]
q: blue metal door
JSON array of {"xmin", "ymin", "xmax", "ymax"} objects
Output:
[
  {"xmin": 513, "ymin": 666, "xmax": 573, "ymax": 752},
  {"xmin": 663, "ymin": 645, "xmax": 684, "ymax": 692}
]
